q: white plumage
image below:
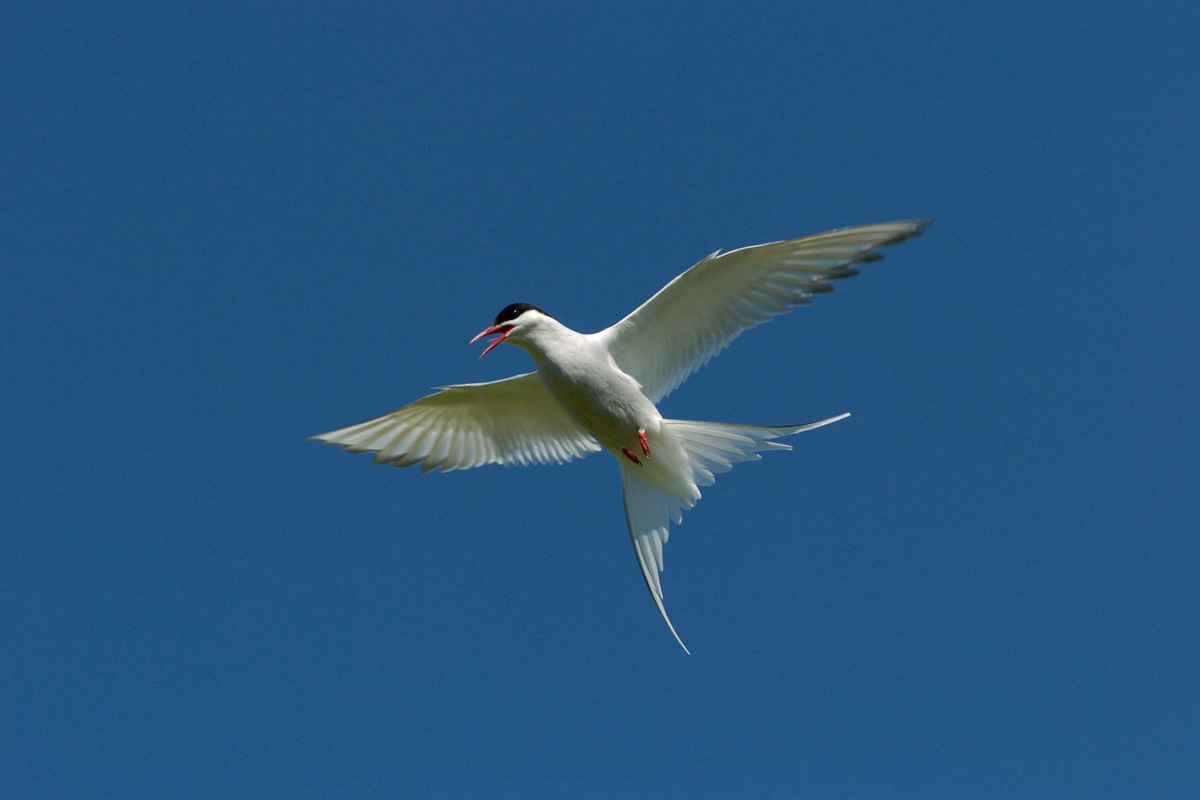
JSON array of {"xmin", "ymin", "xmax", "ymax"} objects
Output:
[{"xmin": 313, "ymin": 220, "xmax": 931, "ymax": 652}]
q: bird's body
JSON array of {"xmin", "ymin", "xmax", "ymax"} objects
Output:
[
  {"xmin": 511, "ymin": 317, "xmax": 690, "ymax": 498},
  {"xmin": 313, "ymin": 220, "xmax": 931, "ymax": 652},
  {"xmin": 522, "ymin": 320, "xmax": 656, "ymax": 455}
]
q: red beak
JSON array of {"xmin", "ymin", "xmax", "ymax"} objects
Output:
[{"xmin": 470, "ymin": 324, "xmax": 514, "ymax": 358}]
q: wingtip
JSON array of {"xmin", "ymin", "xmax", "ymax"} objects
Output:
[{"xmin": 902, "ymin": 219, "xmax": 934, "ymax": 238}]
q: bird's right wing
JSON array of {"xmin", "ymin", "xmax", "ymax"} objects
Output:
[
  {"xmin": 599, "ymin": 220, "xmax": 931, "ymax": 403},
  {"xmin": 311, "ymin": 372, "xmax": 601, "ymax": 472}
]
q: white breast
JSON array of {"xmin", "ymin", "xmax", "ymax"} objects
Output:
[{"xmin": 530, "ymin": 333, "xmax": 658, "ymax": 447}]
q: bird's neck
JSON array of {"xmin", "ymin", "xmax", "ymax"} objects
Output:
[{"xmin": 514, "ymin": 317, "xmax": 588, "ymax": 366}]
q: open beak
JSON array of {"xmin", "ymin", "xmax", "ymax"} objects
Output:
[{"xmin": 469, "ymin": 324, "xmax": 514, "ymax": 358}]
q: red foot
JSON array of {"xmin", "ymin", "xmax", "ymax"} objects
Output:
[
  {"xmin": 621, "ymin": 447, "xmax": 642, "ymax": 466},
  {"xmin": 637, "ymin": 429, "xmax": 650, "ymax": 456}
]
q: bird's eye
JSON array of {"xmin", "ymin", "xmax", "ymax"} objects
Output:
[{"xmin": 494, "ymin": 302, "xmax": 544, "ymax": 326}]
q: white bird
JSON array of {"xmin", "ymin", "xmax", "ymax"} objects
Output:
[{"xmin": 313, "ymin": 220, "xmax": 931, "ymax": 652}]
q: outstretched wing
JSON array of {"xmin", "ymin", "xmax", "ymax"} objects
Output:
[
  {"xmin": 598, "ymin": 220, "xmax": 931, "ymax": 403},
  {"xmin": 311, "ymin": 372, "xmax": 601, "ymax": 472}
]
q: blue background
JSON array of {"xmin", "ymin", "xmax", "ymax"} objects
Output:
[{"xmin": 5, "ymin": 2, "xmax": 1198, "ymax": 797}]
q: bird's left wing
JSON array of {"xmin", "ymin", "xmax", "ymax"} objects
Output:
[
  {"xmin": 311, "ymin": 372, "xmax": 601, "ymax": 472},
  {"xmin": 598, "ymin": 220, "xmax": 931, "ymax": 403}
]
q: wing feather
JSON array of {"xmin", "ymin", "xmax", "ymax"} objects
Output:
[
  {"xmin": 599, "ymin": 220, "xmax": 931, "ymax": 402},
  {"xmin": 311, "ymin": 372, "xmax": 601, "ymax": 472}
]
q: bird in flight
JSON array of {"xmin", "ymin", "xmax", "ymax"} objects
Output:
[{"xmin": 313, "ymin": 220, "xmax": 931, "ymax": 652}]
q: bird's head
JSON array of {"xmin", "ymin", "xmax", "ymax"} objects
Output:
[{"xmin": 470, "ymin": 303, "xmax": 551, "ymax": 358}]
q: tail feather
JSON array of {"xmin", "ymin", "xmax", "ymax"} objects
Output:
[
  {"xmin": 665, "ymin": 413, "xmax": 849, "ymax": 487},
  {"xmin": 620, "ymin": 412, "xmax": 849, "ymax": 653},
  {"xmin": 621, "ymin": 466, "xmax": 690, "ymax": 654}
]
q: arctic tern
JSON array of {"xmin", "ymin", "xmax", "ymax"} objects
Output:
[{"xmin": 313, "ymin": 220, "xmax": 931, "ymax": 652}]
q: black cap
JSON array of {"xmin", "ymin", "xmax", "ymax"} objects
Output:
[{"xmin": 493, "ymin": 303, "xmax": 547, "ymax": 326}]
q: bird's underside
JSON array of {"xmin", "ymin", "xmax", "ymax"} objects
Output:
[{"xmin": 312, "ymin": 219, "xmax": 931, "ymax": 651}]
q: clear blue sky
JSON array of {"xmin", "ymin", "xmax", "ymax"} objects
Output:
[{"xmin": 4, "ymin": 2, "xmax": 1198, "ymax": 797}]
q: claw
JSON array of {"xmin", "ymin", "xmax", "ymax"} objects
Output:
[
  {"xmin": 638, "ymin": 428, "xmax": 650, "ymax": 457},
  {"xmin": 621, "ymin": 447, "xmax": 642, "ymax": 466}
]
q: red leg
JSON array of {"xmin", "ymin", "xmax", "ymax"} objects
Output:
[
  {"xmin": 621, "ymin": 447, "xmax": 642, "ymax": 466},
  {"xmin": 637, "ymin": 428, "xmax": 650, "ymax": 456}
]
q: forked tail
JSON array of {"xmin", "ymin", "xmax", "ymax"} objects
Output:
[
  {"xmin": 665, "ymin": 413, "xmax": 850, "ymax": 488},
  {"xmin": 621, "ymin": 412, "xmax": 850, "ymax": 653}
]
